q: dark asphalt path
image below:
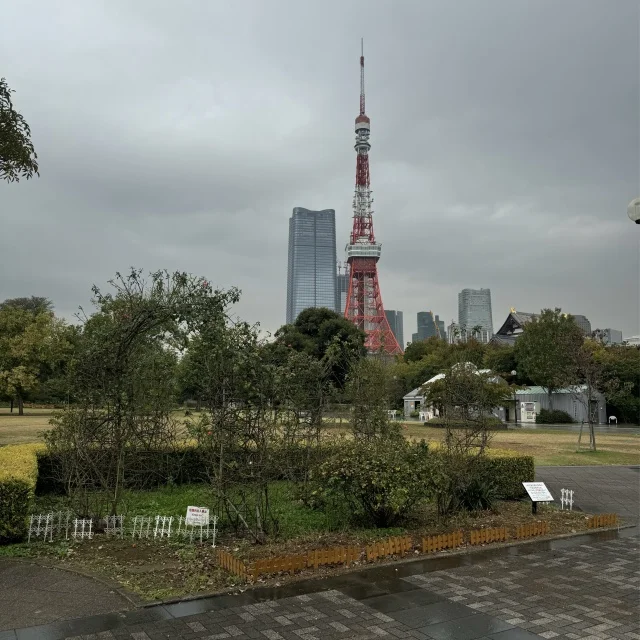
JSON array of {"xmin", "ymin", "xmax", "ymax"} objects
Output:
[{"xmin": 536, "ymin": 465, "xmax": 640, "ymax": 521}]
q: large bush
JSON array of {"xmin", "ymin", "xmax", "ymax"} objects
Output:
[
  {"xmin": 315, "ymin": 438, "xmax": 437, "ymax": 527},
  {"xmin": 535, "ymin": 408, "xmax": 573, "ymax": 424},
  {"xmin": 482, "ymin": 455, "xmax": 534, "ymax": 499},
  {"xmin": 0, "ymin": 444, "xmax": 39, "ymax": 543},
  {"xmin": 429, "ymin": 452, "xmax": 534, "ymax": 516}
]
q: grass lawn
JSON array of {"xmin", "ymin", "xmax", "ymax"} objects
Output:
[
  {"xmin": 3, "ymin": 408, "xmax": 639, "ymax": 466},
  {"xmin": 399, "ymin": 424, "xmax": 640, "ymax": 466},
  {"xmin": 0, "ymin": 408, "xmax": 55, "ymax": 445}
]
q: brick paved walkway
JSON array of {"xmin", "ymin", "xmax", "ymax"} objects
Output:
[
  {"xmin": 407, "ymin": 535, "xmax": 640, "ymax": 640},
  {"xmin": 16, "ymin": 532, "xmax": 633, "ymax": 640}
]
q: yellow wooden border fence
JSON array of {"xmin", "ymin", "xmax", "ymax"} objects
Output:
[
  {"xmin": 217, "ymin": 514, "xmax": 617, "ymax": 581},
  {"xmin": 514, "ymin": 521, "xmax": 549, "ymax": 539},
  {"xmin": 468, "ymin": 527, "xmax": 509, "ymax": 546},
  {"xmin": 587, "ymin": 514, "xmax": 618, "ymax": 529},
  {"xmin": 365, "ymin": 536, "xmax": 413, "ymax": 561},
  {"xmin": 422, "ymin": 531, "xmax": 464, "ymax": 553}
]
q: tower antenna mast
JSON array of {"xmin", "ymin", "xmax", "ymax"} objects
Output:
[{"xmin": 343, "ymin": 41, "xmax": 403, "ymax": 355}]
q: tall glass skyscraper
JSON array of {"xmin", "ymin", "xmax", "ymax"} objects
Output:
[
  {"xmin": 384, "ymin": 310, "xmax": 404, "ymax": 348},
  {"xmin": 286, "ymin": 208, "xmax": 337, "ymax": 324},
  {"xmin": 458, "ymin": 288, "xmax": 493, "ymax": 343}
]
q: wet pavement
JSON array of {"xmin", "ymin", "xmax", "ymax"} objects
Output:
[
  {"xmin": 536, "ymin": 466, "xmax": 640, "ymax": 522},
  {"xmin": 1, "ymin": 527, "xmax": 637, "ymax": 640},
  {"xmin": 0, "ymin": 559, "xmax": 131, "ymax": 634}
]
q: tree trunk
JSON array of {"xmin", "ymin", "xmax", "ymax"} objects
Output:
[
  {"xmin": 547, "ymin": 389, "xmax": 553, "ymax": 411},
  {"xmin": 17, "ymin": 393, "xmax": 24, "ymax": 416},
  {"xmin": 10, "ymin": 399, "xmax": 13, "ymax": 413}
]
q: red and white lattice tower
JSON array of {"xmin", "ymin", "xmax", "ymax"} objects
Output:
[{"xmin": 343, "ymin": 40, "xmax": 403, "ymax": 356}]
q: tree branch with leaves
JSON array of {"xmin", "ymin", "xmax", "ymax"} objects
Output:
[{"xmin": 1, "ymin": 78, "xmax": 39, "ymax": 183}]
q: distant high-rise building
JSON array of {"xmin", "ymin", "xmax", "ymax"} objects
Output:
[
  {"xmin": 286, "ymin": 207, "xmax": 337, "ymax": 324},
  {"xmin": 592, "ymin": 328, "xmax": 623, "ymax": 345},
  {"xmin": 447, "ymin": 320, "xmax": 461, "ymax": 344},
  {"xmin": 458, "ymin": 288, "xmax": 493, "ymax": 343},
  {"xmin": 572, "ymin": 314, "xmax": 591, "ymax": 336},
  {"xmin": 336, "ymin": 263, "xmax": 349, "ymax": 315},
  {"xmin": 411, "ymin": 311, "xmax": 445, "ymax": 342},
  {"xmin": 604, "ymin": 328, "xmax": 623, "ymax": 345},
  {"xmin": 385, "ymin": 310, "xmax": 404, "ymax": 348}
]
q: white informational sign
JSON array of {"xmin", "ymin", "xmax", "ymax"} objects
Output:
[
  {"xmin": 522, "ymin": 482, "xmax": 554, "ymax": 503},
  {"xmin": 185, "ymin": 506, "xmax": 210, "ymax": 526}
]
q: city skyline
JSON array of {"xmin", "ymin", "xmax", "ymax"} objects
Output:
[{"xmin": 1, "ymin": 1, "xmax": 638, "ymax": 338}]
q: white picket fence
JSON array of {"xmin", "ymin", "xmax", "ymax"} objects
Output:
[
  {"xmin": 560, "ymin": 488, "xmax": 574, "ymax": 511},
  {"xmin": 27, "ymin": 511, "xmax": 217, "ymax": 547}
]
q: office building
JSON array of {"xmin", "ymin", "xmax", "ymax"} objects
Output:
[
  {"xmin": 336, "ymin": 263, "xmax": 349, "ymax": 315},
  {"xmin": 411, "ymin": 311, "xmax": 445, "ymax": 342},
  {"xmin": 458, "ymin": 288, "xmax": 493, "ymax": 343},
  {"xmin": 385, "ymin": 310, "xmax": 404, "ymax": 348},
  {"xmin": 572, "ymin": 314, "xmax": 591, "ymax": 336},
  {"xmin": 286, "ymin": 207, "xmax": 337, "ymax": 324},
  {"xmin": 593, "ymin": 328, "xmax": 623, "ymax": 345},
  {"xmin": 604, "ymin": 328, "xmax": 623, "ymax": 345},
  {"xmin": 447, "ymin": 320, "xmax": 460, "ymax": 344}
]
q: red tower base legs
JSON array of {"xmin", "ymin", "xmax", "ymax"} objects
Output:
[{"xmin": 344, "ymin": 257, "xmax": 403, "ymax": 356}]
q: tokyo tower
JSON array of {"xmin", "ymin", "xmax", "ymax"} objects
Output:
[{"xmin": 343, "ymin": 41, "xmax": 403, "ymax": 356}]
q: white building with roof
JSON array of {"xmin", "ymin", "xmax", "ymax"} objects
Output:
[
  {"xmin": 402, "ymin": 363, "xmax": 607, "ymax": 424},
  {"xmin": 402, "ymin": 363, "xmax": 503, "ymax": 419}
]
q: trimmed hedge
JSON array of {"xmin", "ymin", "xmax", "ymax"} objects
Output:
[
  {"xmin": 536, "ymin": 409, "xmax": 573, "ymax": 424},
  {"xmin": 35, "ymin": 441, "xmax": 346, "ymax": 494},
  {"xmin": 0, "ymin": 444, "xmax": 41, "ymax": 543},
  {"xmin": 482, "ymin": 456, "xmax": 535, "ymax": 499}
]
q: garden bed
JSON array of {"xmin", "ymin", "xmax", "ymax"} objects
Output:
[{"xmin": 0, "ymin": 499, "xmax": 593, "ymax": 602}]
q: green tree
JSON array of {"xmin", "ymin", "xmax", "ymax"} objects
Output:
[
  {"xmin": 514, "ymin": 309, "xmax": 584, "ymax": 408},
  {"xmin": 593, "ymin": 344, "xmax": 640, "ymax": 424},
  {"xmin": 45, "ymin": 269, "xmax": 239, "ymax": 516},
  {"xmin": 0, "ymin": 306, "xmax": 70, "ymax": 414},
  {"xmin": 346, "ymin": 357, "xmax": 400, "ymax": 441},
  {"xmin": 273, "ymin": 307, "xmax": 365, "ymax": 389},
  {"xmin": 1, "ymin": 78, "xmax": 39, "ymax": 183},
  {"xmin": 0, "ymin": 296, "xmax": 52, "ymax": 314},
  {"xmin": 423, "ymin": 363, "xmax": 513, "ymax": 454}
]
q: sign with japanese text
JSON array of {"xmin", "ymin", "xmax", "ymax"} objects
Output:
[
  {"xmin": 185, "ymin": 506, "xmax": 209, "ymax": 526},
  {"xmin": 522, "ymin": 482, "xmax": 554, "ymax": 502}
]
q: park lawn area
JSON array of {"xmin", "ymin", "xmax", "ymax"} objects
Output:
[
  {"xmin": 400, "ymin": 423, "xmax": 640, "ymax": 466},
  {"xmin": 3, "ymin": 409, "xmax": 639, "ymax": 466},
  {"xmin": 0, "ymin": 408, "xmax": 191, "ymax": 446},
  {"xmin": 0, "ymin": 407, "xmax": 55, "ymax": 445},
  {"xmin": 5, "ymin": 481, "xmax": 591, "ymax": 602}
]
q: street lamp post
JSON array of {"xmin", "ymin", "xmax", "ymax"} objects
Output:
[
  {"xmin": 628, "ymin": 198, "xmax": 640, "ymax": 224},
  {"xmin": 511, "ymin": 370, "xmax": 518, "ymax": 427}
]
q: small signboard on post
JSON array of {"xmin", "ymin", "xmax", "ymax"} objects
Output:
[
  {"xmin": 186, "ymin": 506, "xmax": 209, "ymax": 526},
  {"xmin": 522, "ymin": 482, "xmax": 553, "ymax": 514}
]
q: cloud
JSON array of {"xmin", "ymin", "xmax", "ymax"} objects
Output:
[{"xmin": 1, "ymin": 0, "xmax": 638, "ymax": 341}]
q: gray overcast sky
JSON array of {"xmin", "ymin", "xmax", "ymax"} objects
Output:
[{"xmin": 1, "ymin": 0, "xmax": 639, "ymax": 340}]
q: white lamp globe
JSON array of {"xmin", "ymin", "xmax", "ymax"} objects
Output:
[{"xmin": 627, "ymin": 198, "xmax": 640, "ymax": 224}]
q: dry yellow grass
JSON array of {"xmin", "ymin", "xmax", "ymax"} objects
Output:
[
  {"xmin": 0, "ymin": 408, "xmax": 55, "ymax": 446},
  {"xmin": 2, "ymin": 409, "xmax": 638, "ymax": 466},
  {"xmin": 399, "ymin": 423, "xmax": 640, "ymax": 466}
]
